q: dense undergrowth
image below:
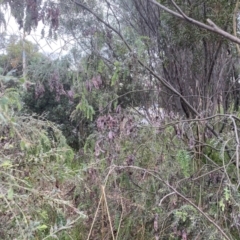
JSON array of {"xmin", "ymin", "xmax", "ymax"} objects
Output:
[{"xmin": 1, "ymin": 74, "xmax": 240, "ymax": 239}]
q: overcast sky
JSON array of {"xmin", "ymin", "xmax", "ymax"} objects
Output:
[{"xmin": 3, "ymin": 8, "xmax": 68, "ymax": 58}]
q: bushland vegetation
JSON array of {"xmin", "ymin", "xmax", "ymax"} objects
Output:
[{"xmin": 1, "ymin": 0, "xmax": 240, "ymax": 239}]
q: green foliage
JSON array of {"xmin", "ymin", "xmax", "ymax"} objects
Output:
[
  {"xmin": 0, "ymin": 38, "xmax": 43, "ymax": 76},
  {"xmin": 76, "ymin": 94, "xmax": 95, "ymax": 121},
  {"xmin": 177, "ymin": 150, "xmax": 191, "ymax": 178},
  {"xmin": 174, "ymin": 205, "xmax": 196, "ymax": 225},
  {"xmin": 0, "ymin": 73, "xmax": 84, "ymax": 239},
  {"xmin": 219, "ymin": 187, "xmax": 231, "ymax": 211},
  {"xmin": 0, "ymin": 75, "xmax": 21, "ymax": 125},
  {"xmin": 111, "ymin": 61, "xmax": 120, "ymax": 86}
]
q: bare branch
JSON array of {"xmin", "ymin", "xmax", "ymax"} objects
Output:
[{"xmin": 150, "ymin": 0, "xmax": 240, "ymax": 45}]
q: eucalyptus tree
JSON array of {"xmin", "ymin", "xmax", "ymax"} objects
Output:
[
  {"xmin": 0, "ymin": 37, "xmax": 44, "ymax": 76},
  {"xmin": 17, "ymin": 0, "xmax": 156, "ymax": 148},
  {"xmin": 56, "ymin": 0, "xmax": 154, "ymax": 115}
]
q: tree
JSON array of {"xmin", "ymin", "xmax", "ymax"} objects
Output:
[
  {"xmin": 0, "ymin": 36, "xmax": 43, "ymax": 76},
  {"xmin": 22, "ymin": 0, "xmax": 155, "ymax": 149},
  {"xmin": 23, "ymin": 55, "xmax": 82, "ymax": 149}
]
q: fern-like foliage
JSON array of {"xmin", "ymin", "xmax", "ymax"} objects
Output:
[{"xmin": 177, "ymin": 150, "xmax": 191, "ymax": 178}]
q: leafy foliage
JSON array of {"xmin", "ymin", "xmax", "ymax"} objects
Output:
[
  {"xmin": 0, "ymin": 37, "xmax": 43, "ymax": 76},
  {"xmin": 0, "ymin": 73, "xmax": 87, "ymax": 239}
]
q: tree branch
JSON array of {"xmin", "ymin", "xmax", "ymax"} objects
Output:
[{"xmin": 150, "ymin": 0, "xmax": 240, "ymax": 45}]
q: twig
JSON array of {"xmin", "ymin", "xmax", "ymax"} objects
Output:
[
  {"xmin": 102, "ymin": 185, "xmax": 115, "ymax": 240},
  {"xmin": 86, "ymin": 191, "xmax": 103, "ymax": 240},
  {"xmin": 170, "ymin": 0, "xmax": 189, "ymax": 20},
  {"xmin": 116, "ymin": 197, "xmax": 124, "ymax": 240},
  {"xmin": 158, "ymin": 192, "xmax": 175, "ymax": 206},
  {"xmin": 229, "ymin": 115, "xmax": 240, "ymax": 187}
]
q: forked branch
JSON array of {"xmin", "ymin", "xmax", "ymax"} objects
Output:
[{"xmin": 150, "ymin": 0, "xmax": 240, "ymax": 45}]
